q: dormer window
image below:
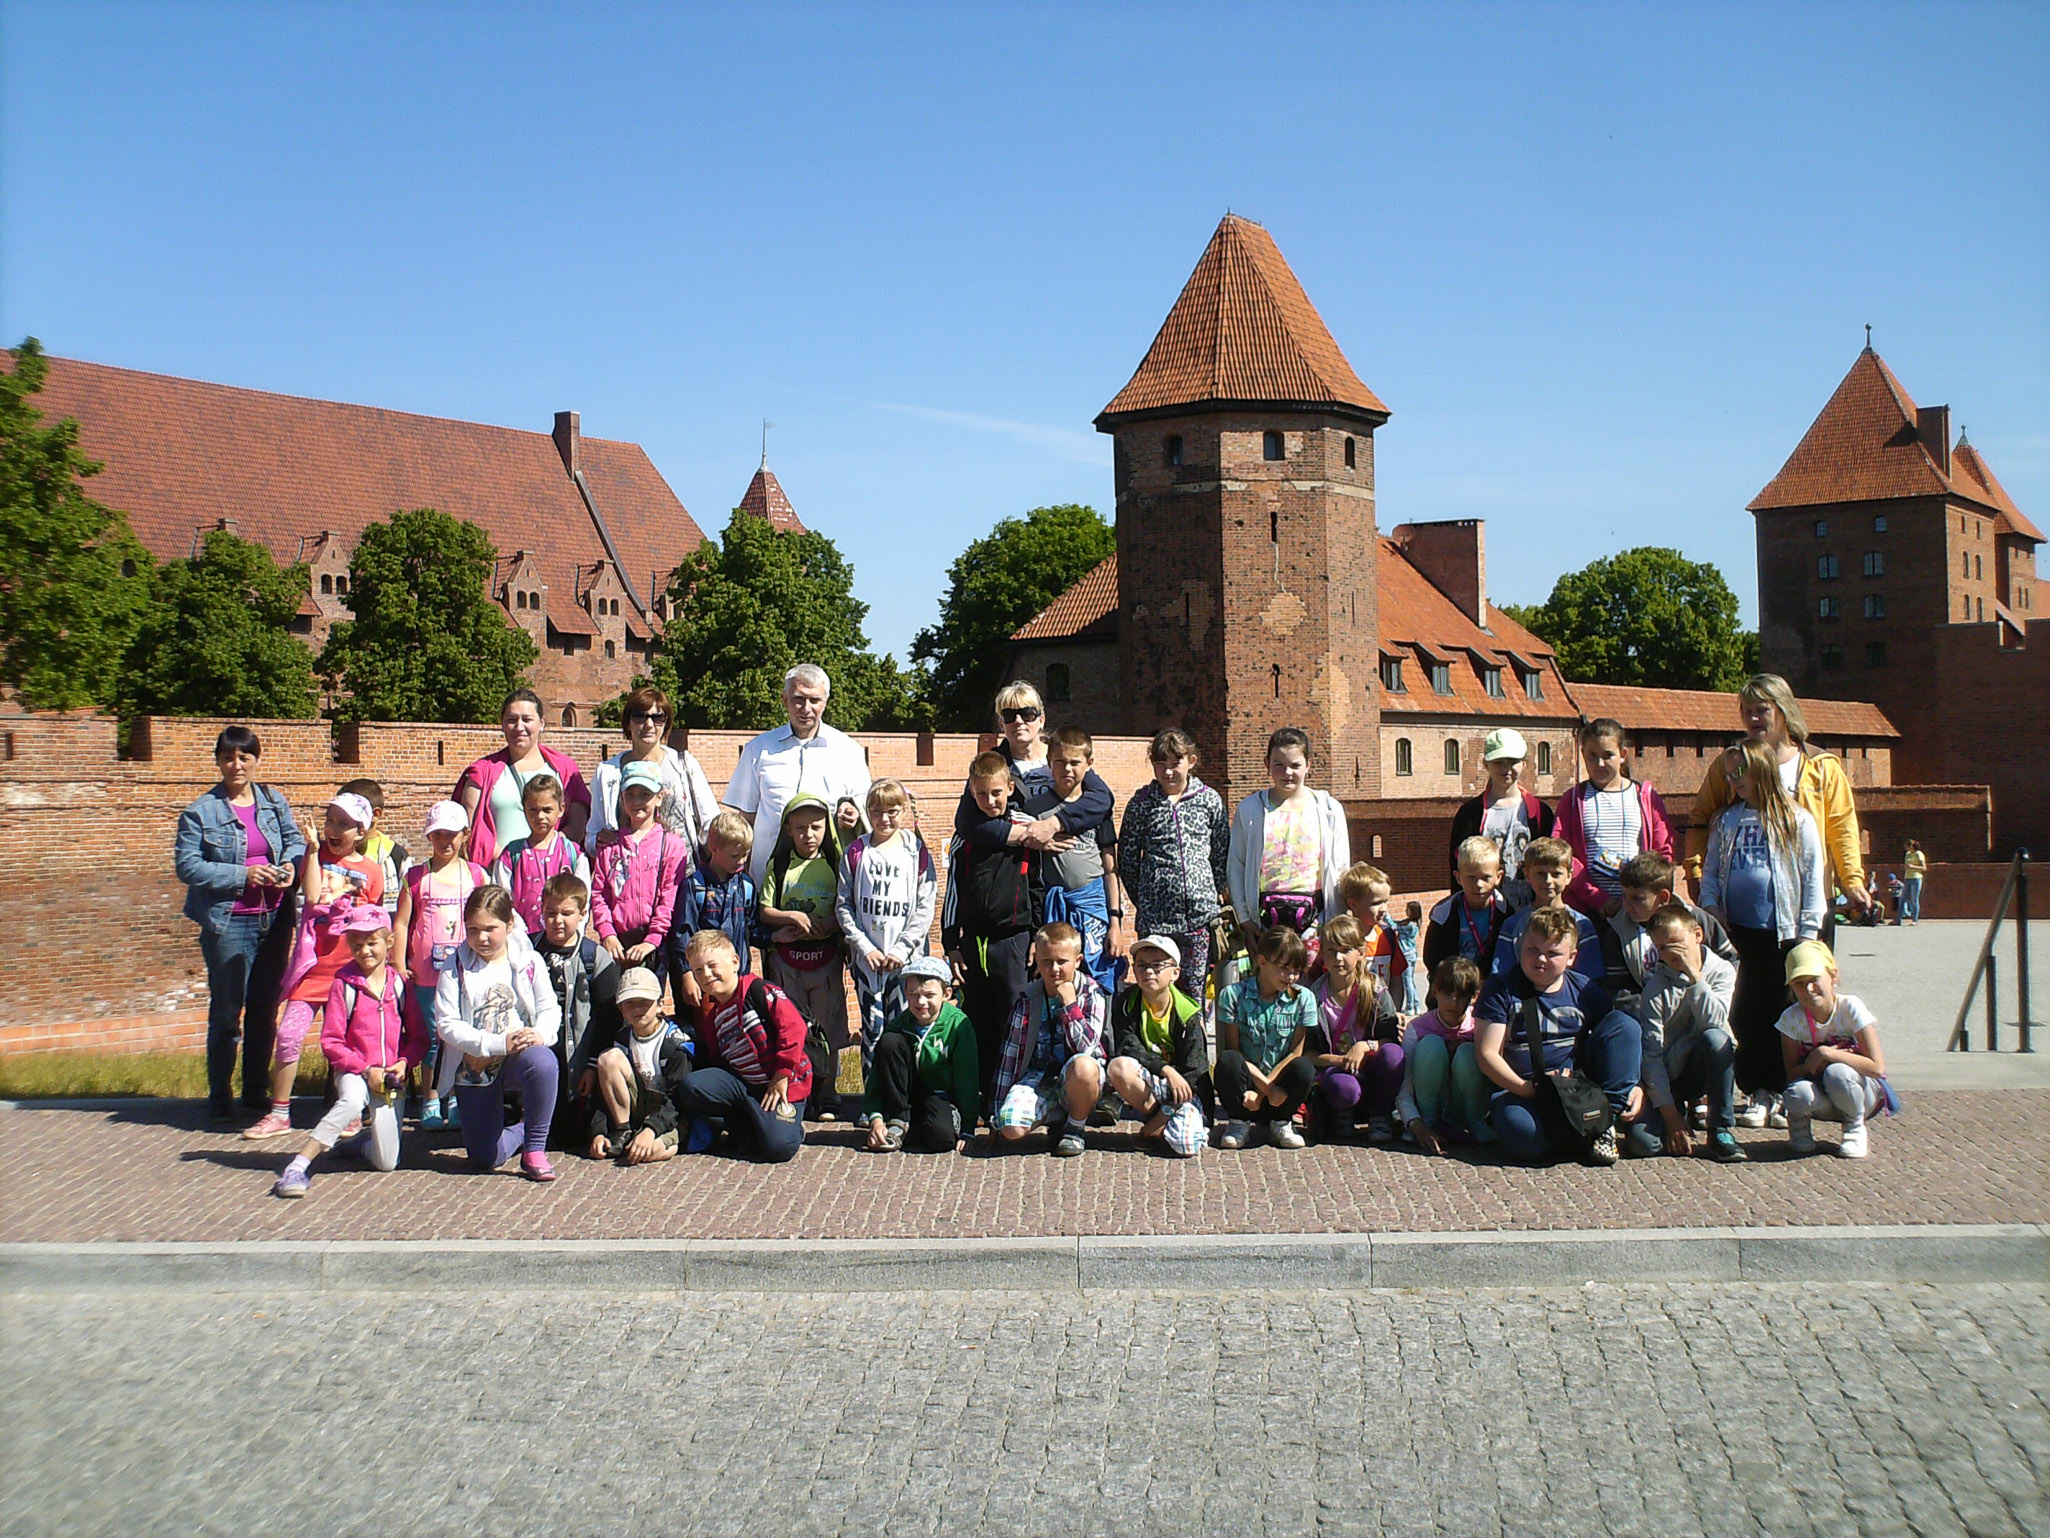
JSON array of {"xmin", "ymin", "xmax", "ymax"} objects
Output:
[
  {"xmin": 1518, "ymin": 666, "xmax": 1543, "ymax": 700},
  {"xmin": 514, "ymin": 590, "xmax": 526, "ymax": 610},
  {"xmin": 1430, "ymin": 662, "xmax": 1453, "ymax": 695},
  {"xmin": 1481, "ymin": 665, "xmax": 1505, "ymax": 698},
  {"xmin": 321, "ymin": 574, "xmax": 334, "ymax": 594},
  {"xmin": 1379, "ymin": 656, "xmax": 1405, "ymax": 693}
]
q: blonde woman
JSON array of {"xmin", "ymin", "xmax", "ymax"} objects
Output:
[
  {"xmin": 1690, "ymin": 674, "xmax": 1866, "ymax": 918},
  {"xmin": 1698, "ymin": 740, "xmax": 1827, "ymax": 1125}
]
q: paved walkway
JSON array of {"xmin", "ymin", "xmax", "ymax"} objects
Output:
[
  {"xmin": 5, "ymin": 1281, "xmax": 2045, "ymax": 1538},
  {"xmin": 4, "ymin": 1090, "xmax": 2043, "ymax": 1244}
]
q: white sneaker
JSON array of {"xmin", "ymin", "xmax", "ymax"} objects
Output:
[
  {"xmin": 1787, "ymin": 1117, "xmax": 1816, "ymax": 1155},
  {"xmin": 1735, "ymin": 1095, "xmax": 1770, "ymax": 1130},
  {"xmin": 1271, "ymin": 1122, "xmax": 1306, "ymax": 1150},
  {"xmin": 1837, "ymin": 1124, "xmax": 1868, "ymax": 1159},
  {"xmin": 1765, "ymin": 1092, "xmax": 1788, "ymax": 1130}
]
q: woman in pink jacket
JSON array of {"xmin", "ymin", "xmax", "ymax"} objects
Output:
[{"xmin": 454, "ymin": 688, "xmax": 592, "ymax": 869}]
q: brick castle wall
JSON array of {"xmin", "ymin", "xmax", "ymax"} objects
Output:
[{"xmin": 0, "ymin": 714, "xmax": 1155, "ymax": 1055}]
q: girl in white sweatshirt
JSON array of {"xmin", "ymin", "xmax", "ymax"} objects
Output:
[{"xmin": 835, "ymin": 779, "xmax": 939, "ymax": 1070}]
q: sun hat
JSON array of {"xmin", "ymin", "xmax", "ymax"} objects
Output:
[
  {"xmin": 615, "ymin": 967, "xmax": 663, "ymax": 1005},
  {"xmin": 1130, "ymin": 935, "xmax": 1182, "ymax": 966},
  {"xmin": 620, "ymin": 761, "xmax": 665, "ymax": 794},
  {"xmin": 1784, "ymin": 940, "xmax": 1837, "ymax": 984},
  {"xmin": 900, "ymin": 955, "xmax": 953, "ymax": 987},
  {"xmin": 424, "ymin": 800, "xmax": 469, "ymax": 835},
  {"xmin": 1482, "ymin": 728, "xmax": 1528, "ymax": 763},
  {"xmin": 328, "ymin": 792, "xmax": 375, "ymax": 830}
]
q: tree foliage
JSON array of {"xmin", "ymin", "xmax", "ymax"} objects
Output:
[
  {"xmin": 317, "ymin": 507, "xmax": 537, "ymax": 723},
  {"xmin": 910, "ymin": 503, "xmax": 1115, "ymax": 730},
  {"xmin": 1500, "ymin": 547, "xmax": 1757, "ymax": 693},
  {"xmin": 0, "ymin": 338, "xmax": 154, "ymax": 709},
  {"xmin": 122, "ymin": 529, "xmax": 319, "ymax": 718},
  {"xmin": 653, "ymin": 511, "xmax": 922, "ymax": 732}
]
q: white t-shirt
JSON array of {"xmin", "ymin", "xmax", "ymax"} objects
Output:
[
  {"xmin": 1775, "ymin": 992, "xmax": 1877, "ymax": 1051},
  {"xmin": 1482, "ymin": 797, "xmax": 1535, "ymax": 904},
  {"xmin": 1581, "ymin": 784, "xmax": 1644, "ymax": 899},
  {"xmin": 1777, "ymin": 754, "xmax": 1801, "ymax": 795},
  {"xmin": 723, "ymin": 722, "xmax": 872, "ymax": 885},
  {"xmin": 627, "ymin": 1026, "xmax": 668, "ymax": 1089}
]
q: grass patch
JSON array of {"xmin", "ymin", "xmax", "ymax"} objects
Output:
[{"xmin": 0, "ymin": 1048, "xmax": 333, "ymax": 1101}]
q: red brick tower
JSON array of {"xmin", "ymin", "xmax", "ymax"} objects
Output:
[{"xmin": 1094, "ymin": 215, "xmax": 1390, "ymax": 803}]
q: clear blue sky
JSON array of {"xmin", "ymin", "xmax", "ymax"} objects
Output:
[{"xmin": 5, "ymin": 1, "xmax": 2045, "ymax": 663}]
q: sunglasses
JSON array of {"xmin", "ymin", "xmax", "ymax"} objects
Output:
[
  {"xmin": 627, "ymin": 711, "xmax": 670, "ymax": 725},
  {"xmin": 1000, "ymin": 707, "xmax": 1042, "ymax": 723}
]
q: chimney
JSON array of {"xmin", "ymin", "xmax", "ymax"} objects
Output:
[
  {"xmin": 553, "ymin": 410, "xmax": 581, "ymax": 478},
  {"xmin": 1390, "ymin": 519, "xmax": 1488, "ymax": 627},
  {"xmin": 1917, "ymin": 404, "xmax": 1951, "ymax": 479}
]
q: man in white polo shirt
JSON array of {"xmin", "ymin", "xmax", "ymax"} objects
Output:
[{"xmin": 723, "ymin": 663, "xmax": 872, "ymax": 885}]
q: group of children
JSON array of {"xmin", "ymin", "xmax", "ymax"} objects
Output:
[{"xmin": 248, "ymin": 693, "xmax": 1891, "ymax": 1198}]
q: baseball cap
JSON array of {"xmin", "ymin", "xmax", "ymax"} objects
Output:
[
  {"xmin": 1482, "ymin": 728, "xmax": 1528, "ymax": 763},
  {"xmin": 1784, "ymin": 940, "xmax": 1837, "ymax": 984},
  {"xmin": 615, "ymin": 967, "xmax": 663, "ymax": 1004},
  {"xmin": 1130, "ymin": 935, "xmax": 1182, "ymax": 966},
  {"xmin": 620, "ymin": 761, "xmax": 665, "ymax": 794},
  {"xmin": 900, "ymin": 955, "xmax": 952, "ymax": 987},
  {"xmin": 424, "ymin": 800, "xmax": 469, "ymax": 835},
  {"xmin": 338, "ymin": 905, "xmax": 393, "ymax": 934},
  {"xmin": 328, "ymin": 792, "xmax": 375, "ymax": 830}
]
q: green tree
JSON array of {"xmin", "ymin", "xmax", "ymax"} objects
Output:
[
  {"xmin": 653, "ymin": 510, "xmax": 921, "ymax": 731},
  {"xmin": 0, "ymin": 338, "xmax": 154, "ymax": 709},
  {"xmin": 911, "ymin": 503, "xmax": 1115, "ymax": 730},
  {"xmin": 1501, "ymin": 547, "xmax": 1755, "ymax": 692},
  {"xmin": 317, "ymin": 507, "xmax": 537, "ymax": 722},
  {"xmin": 120, "ymin": 529, "xmax": 318, "ymax": 718}
]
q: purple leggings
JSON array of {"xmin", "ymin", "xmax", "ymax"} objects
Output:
[
  {"xmin": 454, "ymin": 1044, "xmax": 558, "ymax": 1170},
  {"xmin": 1315, "ymin": 1042, "xmax": 1405, "ymax": 1122}
]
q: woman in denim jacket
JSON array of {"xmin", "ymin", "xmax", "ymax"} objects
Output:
[{"xmin": 174, "ymin": 725, "xmax": 307, "ymax": 1122}]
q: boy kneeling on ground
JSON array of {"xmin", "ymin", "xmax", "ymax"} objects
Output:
[
  {"xmin": 988, "ymin": 922, "xmax": 1111, "ymax": 1157},
  {"xmin": 1106, "ymin": 934, "xmax": 1211, "ymax": 1157},
  {"xmin": 862, "ymin": 955, "xmax": 980, "ymax": 1153},
  {"xmin": 677, "ymin": 929, "xmax": 810, "ymax": 1164},
  {"xmin": 587, "ymin": 965, "xmax": 689, "ymax": 1164}
]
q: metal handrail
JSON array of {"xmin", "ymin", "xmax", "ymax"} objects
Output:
[{"xmin": 1948, "ymin": 848, "xmax": 2035, "ymax": 1053}]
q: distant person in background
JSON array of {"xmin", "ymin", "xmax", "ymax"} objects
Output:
[
  {"xmin": 1901, "ymin": 840, "xmax": 1927, "ymax": 925},
  {"xmin": 175, "ymin": 726, "xmax": 307, "ymax": 1125},
  {"xmin": 1448, "ymin": 728, "xmax": 1555, "ymax": 910},
  {"xmin": 1688, "ymin": 674, "xmax": 1867, "ymax": 929},
  {"xmin": 723, "ymin": 663, "xmax": 871, "ymax": 887},
  {"xmin": 455, "ymin": 688, "xmax": 591, "ymax": 869}
]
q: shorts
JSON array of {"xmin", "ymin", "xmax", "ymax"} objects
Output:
[{"xmin": 1125, "ymin": 1067, "xmax": 1207, "ymax": 1157}]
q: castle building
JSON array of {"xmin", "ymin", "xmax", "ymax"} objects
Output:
[{"xmin": 1750, "ymin": 346, "xmax": 2044, "ymax": 853}]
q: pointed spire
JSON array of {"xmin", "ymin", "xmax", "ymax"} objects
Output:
[
  {"xmin": 737, "ymin": 464, "xmax": 805, "ymax": 534},
  {"xmin": 1096, "ymin": 214, "xmax": 1389, "ymax": 426}
]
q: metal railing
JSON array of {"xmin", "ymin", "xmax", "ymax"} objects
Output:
[{"xmin": 1948, "ymin": 848, "xmax": 2036, "ymax": 1053}]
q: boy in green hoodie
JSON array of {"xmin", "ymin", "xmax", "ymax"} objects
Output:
[
  {"xmin": 1105, "ymin": 934, "xmax": 1212, "ymax": 1156},
  {"xmin": 862, "ymin": 955, "xmax": 980, "ymax": 1153}
]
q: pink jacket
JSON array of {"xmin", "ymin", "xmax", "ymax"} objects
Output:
[
  {"xmin": 1554, "ymin": 778, "xmax": 1675, "ymax": 915},
  {"xmin": 455, "ymin": 745, "xmax": 592, "ymax": 869},
  {"xmin": 590, "ymin": 824, "xmax": 690, "ymax": 945},
  {"xmin": 321, "ymin": 962, "xmax": 426, "ymax": 1077}
]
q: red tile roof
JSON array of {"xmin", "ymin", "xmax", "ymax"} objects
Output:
[
  {"xmin": 738, "ymin": 465, "xmax": 806, "ymax": 533},
  {"xmin": 1565, "ymin": 682, "xmax": 1898, "ymax": 739},
  {"xmin": 1750, "ymin": 349, "xmax": 2040, "ymax": 543},
  {"xmin": 1012, "ymin": 555, "xmax": 1120, "ymax": 642},
  {"xmin": 1096, "ymin": 215, "xmax": 1390, "ymax": 426},
  {"xmin": 1374, "ymin": 539, "xmax": 1578, "ymax": 720},
  {"xmin": 16, "ymin": 353, "xmax": 706, "ymax": 620}
]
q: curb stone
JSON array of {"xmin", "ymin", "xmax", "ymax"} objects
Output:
[{"xmin": 5, "ymin": 1224, "xmax": 2043, "ymax": 1293}]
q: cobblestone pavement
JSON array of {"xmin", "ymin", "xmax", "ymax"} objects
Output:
[
  {"xmin": 3, "ymin": 1283, "xmax": 2044, "ymax": 1538},
  {"xmin": 3, "ymin": 1091, "xmax": 2045, "ymax": 1243}
]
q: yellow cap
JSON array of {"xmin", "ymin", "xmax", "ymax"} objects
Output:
[{"xmin": 1784, "ymin": 939, "xmax": 1836, "ymax": 984}]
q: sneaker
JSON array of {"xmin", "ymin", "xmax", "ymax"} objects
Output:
[
  {"xmin": 1787, "ymin": 1117, "xmax": 1816, "ymax": 1155},
  {"xmin": 1622, "ymin": 1122, "xmax": 1664, "ymax": 1160},
  {"xmin": 242, "ymin": 1109, "xmax": 293, "ymax": 1140},
  {"xmin": 1689, "ymin": 1101, "xmax": 1709, "ymax": 1132},
  {"xmin": 884, "ymin": 1119, "xmax": 908, "ymax": 1152},
  {"xmin": 1765, "ymin": 1094, "xmax": 1788, "ymax": 1131},
  {"xmin": 520, "ymin": 1152, "xmax": 558, "ymax": 1183},
  {"xmin": 1837, "ymin": 1124, "xmax": 1868, "ymax": 1159},
  {"xmin": 1584, "ymin": 1126, "xmax": 1621, "ymax": 1167},
  {"xmin": 1088, "ymin": 1095, "xmax": 1120, "ymax": 1128},
  {"xmin": 207, "ymin": 1102, "xmax": 238, "ymax": 1127},
  {"xmin": 271, "ymin": 1165, "xmax": 310, "ymax": 1199},
  {"xmin": 1217, "ymin": 1120, "xmax": 1249, "ymax": 1151},
  {"xmin": 339, "ymin": 1117, "xmax": 363, "ymax": 1140},
  {"xmin": 445, "ymin": 1098, "xmax": 462, "ymax": 1133},
  {"xmin": 1052, "ymin": 1124, "xmax": 1086, "ymax": 1157},
  {"xmin": 1365, "ymin": 1115, "xmax": 1396, "ymax": 1145},
  {"xmin": 420, "ymin": 1099, "xmax": 447, "ymax": 1131},
  {"xmin": 684, "ymin": 1118, "xmax": 716, "ymax": 1155},
  {"xmin": 1734, "ymin": 1095, "xmax": 1770, "ymax": 1130},
  {"xmin": 1272, "ymin": 1122, "xmax": 1306, "ymax": 1150},
  {"xmin": 1708, "ymin": 1129, "xmax": 1749, "ymax": 1163}
]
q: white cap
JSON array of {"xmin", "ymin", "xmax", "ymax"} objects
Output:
[
  {"xmin": 424, "ymin": 800, "xmax": 469, "ymax": 835},
  {"xmin": 327, "ymin": 792, "xmax": 375, "ymax": 830},
  {"xmin": 1130, "ymin": 934, "xmax": 1182, "ymax": 966}
]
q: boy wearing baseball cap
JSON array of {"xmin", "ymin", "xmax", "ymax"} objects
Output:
[
  {"xmin": 587, "ymin": 966, "xmax": 692, "ymax": 1164},
  {"xmin": 1449, "ymin": 727, "xmax": 1557, "ymax": 909},
  {"xmin": 1106, "ymin": 935, "xmax": 1211, "ymax": 1157},
  {"xmin": 1776, "ymin": 941, "xmax": 1892, "ymax": 1158},
  {"xmin": 862, "ymin": 955, "xmax": 979, "ymax": 1153}
]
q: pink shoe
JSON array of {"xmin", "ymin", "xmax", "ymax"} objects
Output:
[
  {"xmin": 520, "ymin": 1152, "xmax": 558, "ymax": 1183},
  {"xmin": 242, "ymin": 1109, "xmax": 294, "ymax": 1139},
  {"xmin": 339, "ymin": 1118, "xmax": 363, "ymax": 1139}
]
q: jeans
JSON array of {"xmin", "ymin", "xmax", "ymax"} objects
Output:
[
  {"xmin": 1214, "ymin": 1051, "xmax": 1317, "ymax": 1125},
  {"xmin": 1489, "ymin": 1009, "xmax": 1643, "ymax": 1163},
  {"xmin": 675, "ymin": 1065, "xmax": 806, "ymax": 1163},
  {"xmin": 869, "ymin": 1030, "xmax": 963, "ymax": 1153},
  {"xmin": 199, "ymin": 909, "xmax": 276, "ymax": 1114},
  {"xmin": 1641, "ymin": 1027, "xmax": 1738, "ymax": 1135},
  {"xmin": 1408, "ymin": 1035, "xmax": 1490, "ymax": 1136},
  {"xmin": 454, "ymin": 1045, "xmax": 559, "ymax": 1170},
  {"xmin": 1902, "ymin": 878, "xmax": 1923, "ymax": 922}
]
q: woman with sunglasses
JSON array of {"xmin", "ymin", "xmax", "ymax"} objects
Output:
[
  {"xmin": 587, "ymin": 684, "xmax": 721, "ymax": 860},
  {"xmin": 952, "ymin": 681, "xmax": 1112, "ymax": 858}
]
